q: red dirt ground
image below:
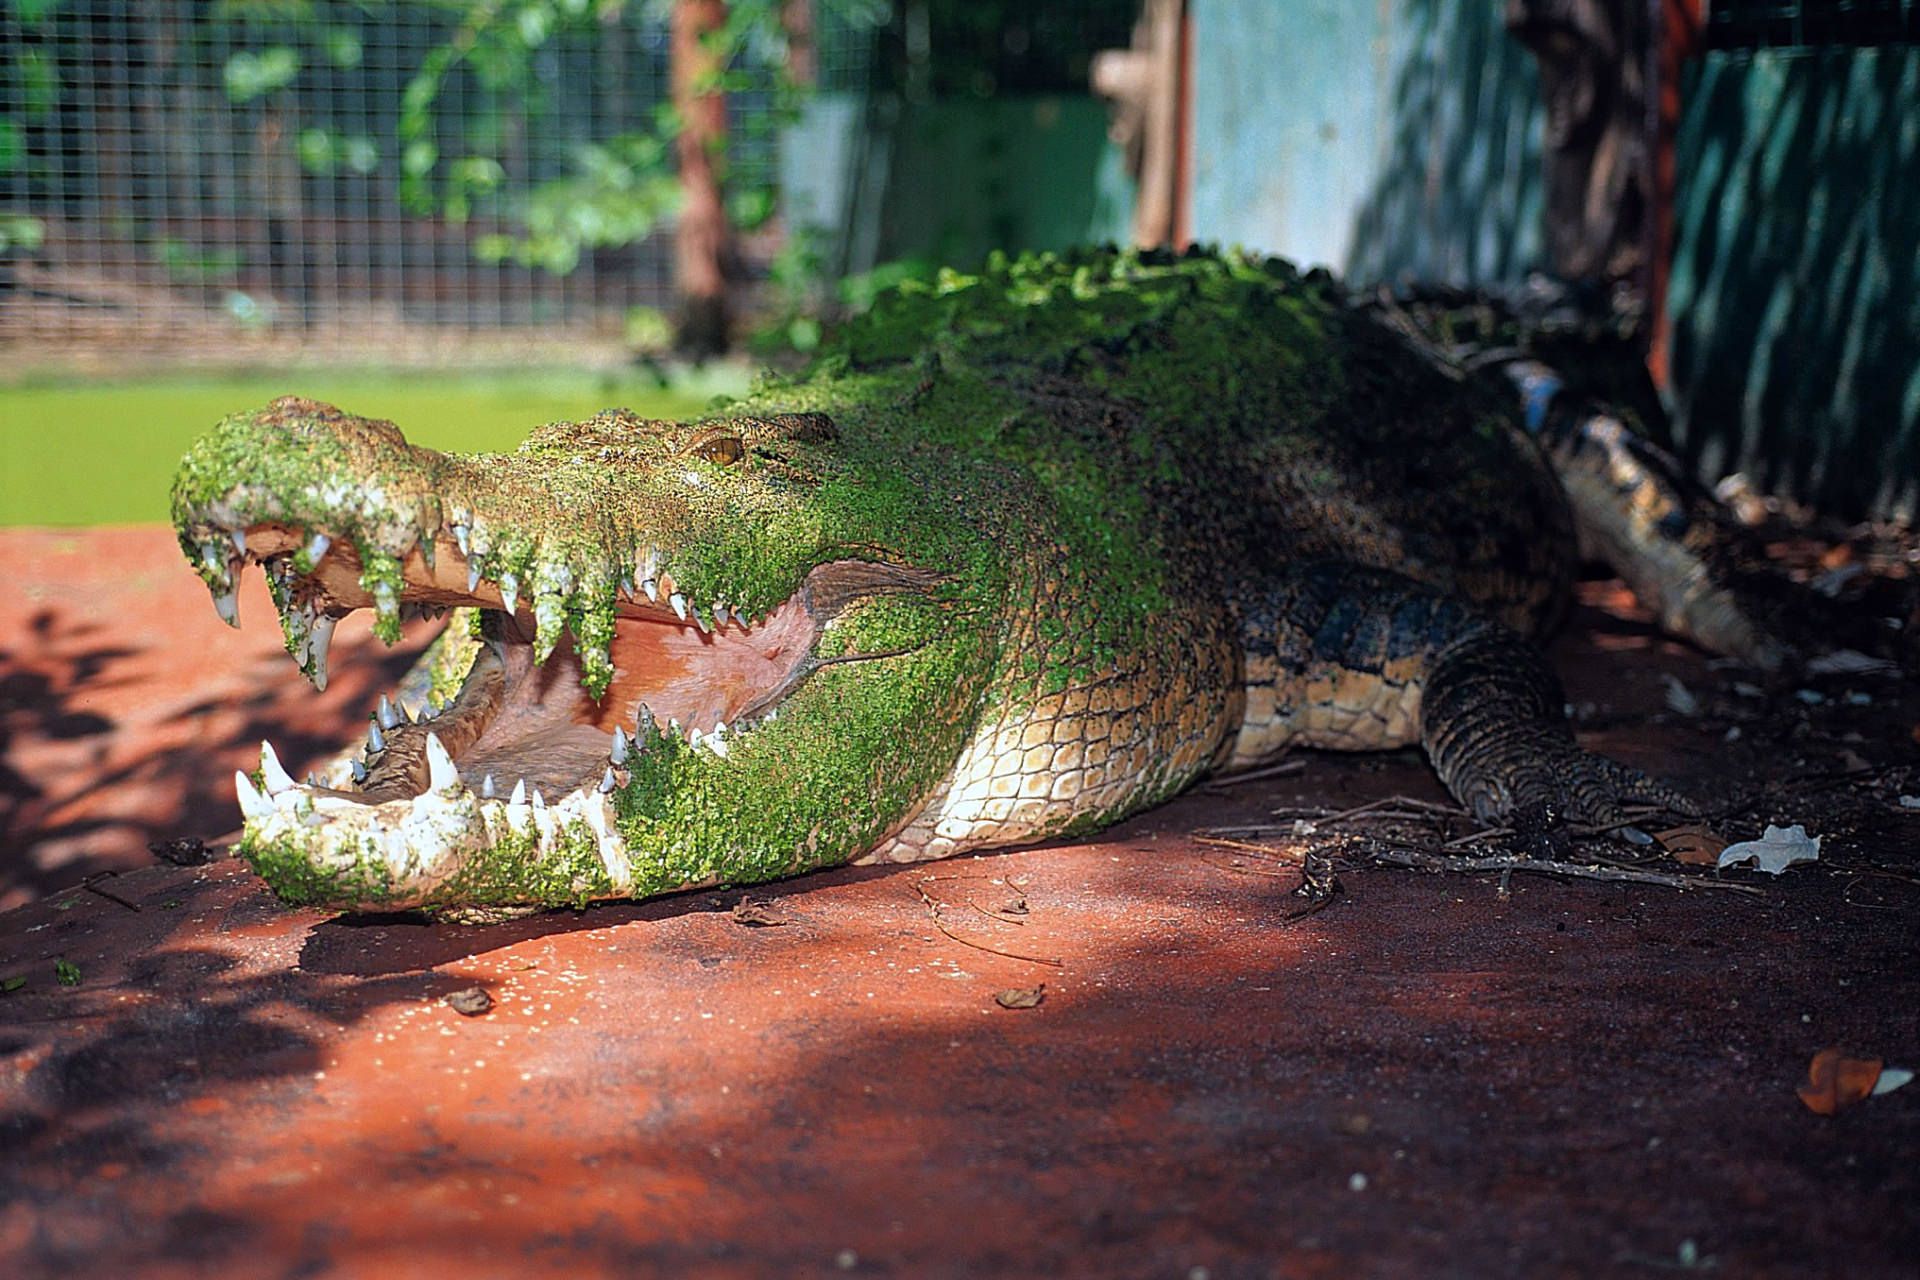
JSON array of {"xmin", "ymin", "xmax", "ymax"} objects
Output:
[{"xmin": 2, "ymin": 526, "xmax": 1917, "ymax": 1278}]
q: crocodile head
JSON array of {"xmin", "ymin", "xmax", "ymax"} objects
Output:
[{"xmin": 173, "ymin": 397, "xmax": 1002, "ymax": 916}]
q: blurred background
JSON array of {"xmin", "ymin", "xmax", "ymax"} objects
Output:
[
  {"xmin": 0, "ymin": 0, "xmax": 1916, "ymax": 900},
  {"xmin": 2, "ymin": 0, "xmax": 1915, "ymax": 522}
]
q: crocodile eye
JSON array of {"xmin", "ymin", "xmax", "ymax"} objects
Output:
[{"xmin": 691, "ymin": 435, "xmax": 745, "ymax": 466}]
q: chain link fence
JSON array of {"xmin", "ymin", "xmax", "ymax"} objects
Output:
[{"xmin": 0, "ymin": 1, "xmax": 875, "ymax": 372}]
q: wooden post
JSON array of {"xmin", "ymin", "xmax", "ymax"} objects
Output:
[{"xmin": 672, "ymin": 0, "xmax": 734, "ymax": 357}]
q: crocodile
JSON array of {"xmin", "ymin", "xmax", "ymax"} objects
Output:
[{"xmin": 171, "ymin": 247, "xmax": 1858, "ymax": 918}]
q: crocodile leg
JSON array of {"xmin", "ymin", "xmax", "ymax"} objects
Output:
[{"xmin": 1232, "ymin": 562, "xmax": 1694, "ymax": 828}]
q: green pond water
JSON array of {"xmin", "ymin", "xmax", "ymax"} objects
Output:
[{"xmin": 0, "ymin": 368, "xmax": 742, "ymax": 527}]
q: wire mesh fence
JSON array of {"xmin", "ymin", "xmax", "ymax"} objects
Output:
[{"xmin": 0, "ymin": 1, "xmax": 875, "ymax": 372}]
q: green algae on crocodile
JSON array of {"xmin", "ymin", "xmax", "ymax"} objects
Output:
[{"xmin": 175, "ymin": 246, "xmax": 1752, "ymax": 918}]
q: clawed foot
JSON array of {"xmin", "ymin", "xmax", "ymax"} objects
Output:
[{"xmin": 1449, "ymin": 738, "xmax": 1700, "ymax": 843}]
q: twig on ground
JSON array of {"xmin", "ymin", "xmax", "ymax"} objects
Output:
[
  {"xmin": 82, "ymin": 871, "xmax": 142, "ymax": 913},
  {"xmin": 915, "ymin": 882, "xmax": 1062, "ymax": 967},
  {"xmin": 1202, "ymin": 759, "xmax": 1306, "ymax": 792},
  {"xmin": 1362, "ymin": 847, "xmax": 1763, "ymax": 894}
]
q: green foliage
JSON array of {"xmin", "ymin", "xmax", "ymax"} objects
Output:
[
  {"xmin": 155, "ymin": 237, "xmax": 243, "ymax": 284},
  {"xmin": 53, "ymin": 959, "xmax": 80, "ymax": 987},
  {"xmin": 0, "ymin": 212, "xmax": 44, "ymax": 253},
  {"xmin": 222, "ymin": 45, "xmax": 302, "ymax": 102},
  {"xmin": 474, "ymin": 132, "xmax": 679, "ymax": 272}
]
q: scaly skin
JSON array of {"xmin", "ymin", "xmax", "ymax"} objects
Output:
[{"xmin": 174, "ymin": 247, "xmax": 1706, "ymax": 917}]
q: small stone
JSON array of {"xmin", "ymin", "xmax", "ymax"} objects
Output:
[{"xmin": 446, "ymin": 987, "xmax": 494, "ymax": 1016}]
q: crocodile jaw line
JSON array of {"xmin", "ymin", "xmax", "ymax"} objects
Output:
[{"xmin": 212, "ymin": 522, "xmax": 837, "ymax": 912}]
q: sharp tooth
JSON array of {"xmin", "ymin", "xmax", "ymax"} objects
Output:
[
  {"xmin": 305, "ymin": 532, "xmax": 331, "ymax": 566},
  {"xmin": 670, "ymin": 593, "xmax": 688, "ymax": 621},
  {"xmin": 212, "ymin": 585, "xmax": 240, "ymax": 628},
  {"xmin": 713, "ymin": 720, "xmax": 728, "ymax": 738},
  {"xmin": 688, "ymin": 727, "xmax": 703, "ymax": 747},
  {"xmin": 232, "ymin": 528, "xmax": 248, "ymax": 557},
  {"xmin": 468, "ymin": 562, "xmax": 483, "ymax": 593},
  {"xmin": 425, "ymin": 731, "xmax": 459, "ymax": 791},
  {"xmin": 368, "ymin": 722, "xmax": 386, "ymax": 753},
  {"xmin": 452, "ymin": 522, "xmax": 471, "ymax": 556},
  {"xmin": 707, "ymin": 735, "xmax": 729, "ymax": 759},
  {"xmin": 599, "ymin": 767, "xmax": 617, "ymax": 794},
  {"xmin": 235, "ymin": 771, "xmax": 273, "ymax": 822},
  {"xmin": 611, "ymin": 726, "xmax": 629, "ymax": 764},
  {"xmin": 500, "ymin": 573, "xmax": 520, "ymax": 616},
  {"xmin": 418, "ymin": 532, "xmax": 435, "ymax": 570},
  {"xmin": 378, "ymin": 695, "xmax": 401, "ymax": 731},
  {"xmin": 510, "ymin": 779, "xmax": 527, "ymax": 806},
  {"xmin": 260, "ymin": 741, "xmax": 298, "ymax": 795},
  {"xmin": 642, "ymin": 578, "xmax": 659, "ymax": 602},
  {"xmin": 712, "ymin": 603, "xmax": 727, "ymax": 628},
  {"xmin": 481, "ymin": 774, "xmax": 496, "ymax": 799},
  {"xmin": 350, "ymin": 759, "xmax": 369, "ymax": 783},
  {"xmin": 307, "ymin": 614, "xmax": 336, "ymax": 691},
  {"xmin": 636, "ymin": 704, "xmax": 656, "ymax": 737}
]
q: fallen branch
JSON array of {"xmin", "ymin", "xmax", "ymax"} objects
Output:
[
  {"xmin": 1362, "ymin": 847, "xmax": 1763, "ymax": 894},
  {"xmin": 914, "ymin": 882, "xmax": 1062, "ymax": 967}
]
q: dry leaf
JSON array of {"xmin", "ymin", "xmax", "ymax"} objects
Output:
[
  {"xmin": 994, "ymin": 985, "xmax": 1046, "ymax": 1010},
  {"xmin": 731, "ymin": 899, "xmax": 789, "ymax": 927},
  {"xmin": 1798, "ymin": 1047, "xmax": 1883, "ymax": 1116},
  {"xmin": 1836, "ymin": 749, "xmax": 1871, "ymax": 774},
  {"xmin": 446, "ymin": 987, "xmax": 493, "ymax": 1016},
  {"xmin": 1655, "ymin": 824, "xmax": 1729, "ymax": 867},
  {"xmin": 1717, "ymin": 824, "xmax": 1821, "ymax": 875}
]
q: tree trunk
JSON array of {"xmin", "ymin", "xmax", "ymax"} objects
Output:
[{"xmin": 672, "ymin": 0, "xmax": 734, "ymax": 358}]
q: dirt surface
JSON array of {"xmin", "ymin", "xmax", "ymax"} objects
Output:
[{"xmin": 2, "ymin": 526, "xmax": 1917, "ymax": 1278}]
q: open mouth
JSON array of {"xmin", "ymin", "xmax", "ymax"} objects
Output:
[{"xmin": 192, "ymin": 518, "xmax": 936, "ymax": 909}]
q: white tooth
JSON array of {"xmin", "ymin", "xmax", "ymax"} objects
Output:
[
  {"xmin": 763, "ymin": 707, "xmax": 777, "ymax": 723},
  {"xmin": 260, "ymin": 741, "xmax": 297, "ymax": 795},
  {"xmin": 368, "ymin": 722, "xmax": 386, "ymax": 753},
  {"xmin": 232, "ymin": 528, "xmax": 248, "ymax": 557},
  {"xmin": 305, "ymin": 773, "xmax": 320, "ymax": 787},
  {"xmin": 305, "ymin": 532, "xmax": 331, "ymax": 565},
  {"xmin": 582, "ymin": 796, "xmax": 611, "ymax": 839},
  {"xmin": 481, "ymin": 774, "xmax": 496, "ymax": 799},
  {"xmin": 707, "ymin": 735, "xmax": 729, "ymax": 759},
  {"xmin": 307, "ymin": 614, "xmax": 336, "ymax": 691},
  {"xmin": 636, "ymin": 704, "xmax": 656, "ymax": 736},
  {"xmin": 688, "ymin": 727, "xmax": 703, "ymax": 747},
  {"xmin": 532, "ymin": 788, "xmax": 546, "ymax": 810},
  {"xmin": 350, "ymin": 759, "xmax": 368, "ymax": 783},
  {"xmin": 212, "ymin": 587, "xmax": 240, "ymax": 628},
  {"xmin": 235, "ymin": 771, "xmax": 273, "ymax": 822},
  {"xmin": 377, "ymin": 696, "xmax": 398, "ymax": 730},
  {"xmin": 425, "ymin": 732, "xmax": 459, "ymax": 791},
  {"xmin": 712, "ymin": 603, "xmax": 728, "ymax": 628},
  {"xmin": 713, "ymin": 720, "xmax": 728, "ymax": 738},
  {"xmin": 599, "ymin": 767, "xmax": 617, "ymax": 794},
  {"xmin": 500, "ymin": 575, "xmax": 520, "ymax": 616},
  {"xmin": 611, "ymin": 726, "xmax": 629, "ymax": 764},
  {"xmin": 510, "ymin": 779, "xmax": 527, "ymax": 806},
  {"xmin": 467, "ymin": 562, "xmax": 482, "ymax": 593},
  {"xmin": 642, "ymin": 578, "xmax": 659, "ymax": 601},
  {"xmin": 670, "ymin": 593, "xmax": 688, "ymax": 621},
  {"xmin": 453, "ymin": 522, "xmax": 471, "ymax": 556}
]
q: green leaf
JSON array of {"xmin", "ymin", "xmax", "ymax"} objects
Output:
[
  {"xmin": 54, "ymin": 959, "xmax": 80, "ymax": 987},
  {"xmin": 1, "ymin": 976, "xmax": 24, "ymax": 994},
  {"xmin": 323, "ymin": 27, "xmax": 362, "ymax": 69},
  {"xmin": 402, "ymin": 139, "xmax": 439, "ymax": 178},
  {"xmin": 0, "ymin": 120, "xmax": 22, "ymax": 175},
  {"xmin": 223, "ymin": 47, "xmax": 301, "ymax": 104},
  {"xmin": 296, "ymin": 128, "xmax": 337, "ymax": 175}
]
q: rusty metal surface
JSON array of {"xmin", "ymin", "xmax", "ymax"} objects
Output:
[{"xmin": 2, "ymin": 531, "xmax": 1918, "ymax": 1277}]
